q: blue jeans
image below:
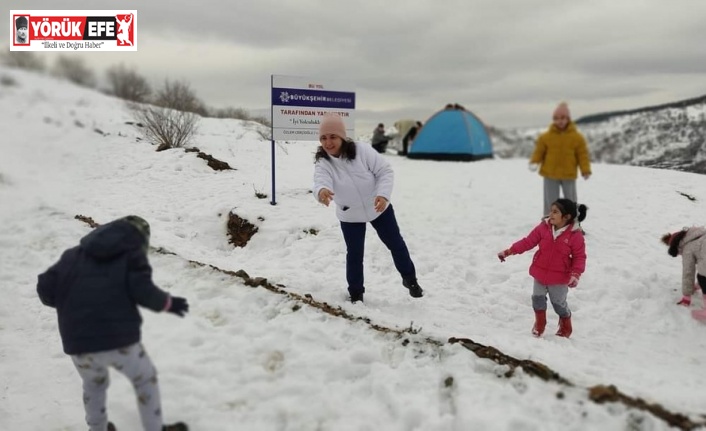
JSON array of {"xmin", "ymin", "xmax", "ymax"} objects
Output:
[{"xmin": 339, "ymin": 205, "xmax": 416, "ymax": 296}]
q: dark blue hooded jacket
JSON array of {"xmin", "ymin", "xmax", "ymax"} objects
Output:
[{"xmin": 37, "ymin": 219, "xmax": 169, "ymax": 355}]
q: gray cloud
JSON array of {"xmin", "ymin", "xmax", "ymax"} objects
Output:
[{"xmin": 5, "ymin": 0, "xmax": 706, "ymax": 132}]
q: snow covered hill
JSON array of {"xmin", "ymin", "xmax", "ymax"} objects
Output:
[
  {"xmin": 2, "ymin": 65, "xmax": 706, "ymax": 431},
  {"xmin": 491, "ymin": 98, "xmax": 706, "ymax": 175}
]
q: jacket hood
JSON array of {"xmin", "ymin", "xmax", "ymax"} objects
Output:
[
  {"xmin": 79, "ymin": 220, "xmax": 147, "ymax": 260},
  {"xmin": 683, "ymin": 226, "xmax": 706, "ymax": 247}
]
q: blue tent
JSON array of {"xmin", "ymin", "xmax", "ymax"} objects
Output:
[{"xmin": 407, "ymin": 108, "xmax": 493, "ymax": 161}]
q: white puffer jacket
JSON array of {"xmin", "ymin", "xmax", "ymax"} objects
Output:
[{"xmin": 313, "ymin": 142, "xmax": 394, "ymax": 223}]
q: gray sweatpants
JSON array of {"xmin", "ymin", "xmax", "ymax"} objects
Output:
[
  {"xmin": 71, "ymin": 342, "xmax": 163, "ymax": 431},
  {"xmin": 532, "ymin": 279, "xmax": 571, "ymax": 318},
  {"xmin": 543, "ymin": 178, "xmax": 577, "ymax": 215}
]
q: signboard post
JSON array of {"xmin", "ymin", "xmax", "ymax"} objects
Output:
[{"xmin": 269, "ymin": 75, "xmax": 355, "ymax": 205}]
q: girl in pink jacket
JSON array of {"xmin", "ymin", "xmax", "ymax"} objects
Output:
[{"xmin": 498, "ymin": 199, "xmax": 587, "ymax": 338}]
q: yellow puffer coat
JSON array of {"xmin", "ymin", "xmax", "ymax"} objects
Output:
[{"xmin": 530, "ymin": 123, "xmax": 591, "ymax": 180}]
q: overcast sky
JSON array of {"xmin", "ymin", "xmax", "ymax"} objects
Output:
[{"xmin": 6, "ymin": 0, "xmax": 706, "ymax": 133}]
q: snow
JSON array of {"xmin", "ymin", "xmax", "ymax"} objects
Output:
[{"xmin": 1, "ymin": 66, "xmax": 705, "ymax": 431}]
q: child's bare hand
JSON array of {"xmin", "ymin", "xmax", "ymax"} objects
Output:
[{"xmin": 497, "ymin": 249, "xmax": 512, "ymax": 262}]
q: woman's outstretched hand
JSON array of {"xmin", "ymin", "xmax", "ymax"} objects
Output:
[
  {"xmin": 318, "ymin": 189, "xmax": 334, "ymax": 206},
  {"xmin": 374, "ymin": 196, "xmax": 388, "ymax": 212}
]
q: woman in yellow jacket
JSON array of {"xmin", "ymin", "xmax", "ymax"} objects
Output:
[{"xmin": 530, "ymin": 102, "xmax": 592, "ymax": 215}]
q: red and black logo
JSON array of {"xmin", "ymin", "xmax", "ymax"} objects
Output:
[{"xmin": 23, "ymin": 13, "xmax": 134, "ymax": 45}]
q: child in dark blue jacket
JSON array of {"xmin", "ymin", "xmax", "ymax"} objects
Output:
[{"xmin": 37, "ymin": 215, "xmax": 189, "ymax": 431}]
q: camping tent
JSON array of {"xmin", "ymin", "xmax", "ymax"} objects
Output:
[{"xmin": 407, "ymin": 108, "xmax": 493, "ymax": 161}]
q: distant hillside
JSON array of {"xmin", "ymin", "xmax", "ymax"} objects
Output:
[
  {"xmin": 575, "ymin": 94, "xmax": 706, "ymax": 125},
  {"xmin": 490, "ymin": 98, "xmax": 706, "ymax": 175}
]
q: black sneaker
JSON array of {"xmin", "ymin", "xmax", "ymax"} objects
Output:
[
  {"xmin": 403, "ymin": 279, "xmax": 424, "ymax": 298},
  {"xmin": 108, "ymin": 423, "xmax": 117, "ymax": 431},
  {"xmin": 350, "ymin": 292, "xmax": 364, "ymax": 303}
]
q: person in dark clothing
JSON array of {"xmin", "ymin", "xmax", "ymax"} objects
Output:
[
  {"xmin": 371, "ymin": 123, "xmax": 391, "ymax": 153},
  {"xmin": 401, "ymin": 121, "xmax": 423, "ymax": 156},
  {"xmin": 37, "ymin": 215, "xmax": 189, "ymax": 431}
]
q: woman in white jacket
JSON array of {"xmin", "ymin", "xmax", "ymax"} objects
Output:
[{"xmin": 313, "ymin": 114, "xmax": 423, "ymax": 303}]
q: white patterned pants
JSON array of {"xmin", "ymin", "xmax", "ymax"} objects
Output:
[{"xmin": 71, "ymin": 342, "xmax": 163, "ymax": 431}]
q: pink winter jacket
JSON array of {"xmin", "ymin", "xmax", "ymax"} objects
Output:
[{"xmin": 509, "ymin": 219, "xmax": 587, "ymax": 286}]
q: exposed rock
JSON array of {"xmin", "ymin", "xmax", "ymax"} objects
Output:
[{"xmin": 227, "ymin": 212, "xmax": 258, "ymax": 247}]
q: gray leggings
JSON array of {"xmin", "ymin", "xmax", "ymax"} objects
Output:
[
  {"xmin": 543, "ymin": 178, "xmax": 577, "ymax": 215},
  {"xmin": 532, "ymin": 279, "xmax": 571, "ymax": 318},
  {"xmin": 71, "ymin": 342, "xmax": 163, "ymax": 431}
]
